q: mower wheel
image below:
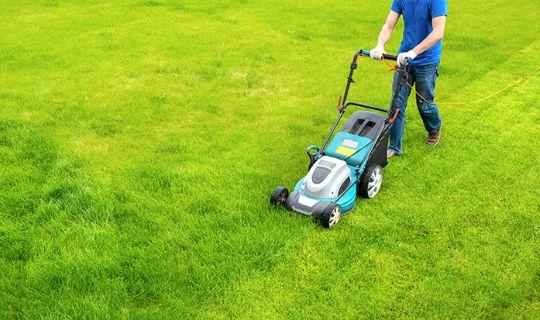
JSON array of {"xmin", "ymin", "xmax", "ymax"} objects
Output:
[
  {"xmin": 359, "ymin": 165, "xmax": 383, "ymax": 198},
  {"xmin": 318, "ymin": 203, "xmax": 341, "ymax": 228},
  {"xmin": 270, "ymin": 186, "xmax": 289, "ymax": 206}
]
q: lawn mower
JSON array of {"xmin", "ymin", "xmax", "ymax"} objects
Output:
[{"xmin": 270, "ymin": 49, "xmax": 411, "ymax": 228}]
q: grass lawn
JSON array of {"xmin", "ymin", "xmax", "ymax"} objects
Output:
[{"xmin": 1, "ymin": 0, "xmax": 539, "ymax": 318}]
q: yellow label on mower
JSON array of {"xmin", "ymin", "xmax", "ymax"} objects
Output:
[{"xmin": 336, "ymin": 146, "xmax": 355, "ymax": 157}]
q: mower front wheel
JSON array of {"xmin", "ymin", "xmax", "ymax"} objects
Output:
[
  {"xmin": 270, "ymin": 186, "xmax": 289, "ymax": 206},
  {"xmin": 315, "ymin": 203, "xmax": 341, "ymax": 228}
]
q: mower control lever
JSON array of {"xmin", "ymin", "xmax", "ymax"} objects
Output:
[
  {"xmin": 387, "ymin": 109, "xmax": 400, "ymax": 124},
  {"xmin": 344, "ymin": 101, "xmax": 389, "ymax": 114}
]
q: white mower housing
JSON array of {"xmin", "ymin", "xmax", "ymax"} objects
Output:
[{"xmin": 302, "ymin": 156, "xmax": 351, "ymax": 199}]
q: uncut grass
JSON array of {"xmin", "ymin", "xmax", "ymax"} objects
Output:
[{"xmin": 1, "ymin": 0, "xmax": 539, "ymax": 319}]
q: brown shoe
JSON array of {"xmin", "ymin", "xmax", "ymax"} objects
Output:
[
  {"xmin": 387, "ymin": 150, "xmax": 396, "ymax": 159},
  {"xmin": 426, "ymin": 125, "xmax": 442, "ymax": 147}
]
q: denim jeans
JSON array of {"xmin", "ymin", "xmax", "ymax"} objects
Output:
[{"xmin": 389, "ymin": 64, "xmax": 442, "ymax": 155}]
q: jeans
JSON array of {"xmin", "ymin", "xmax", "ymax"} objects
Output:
[{"xmin": 389, "ymin": 64, "xmax": 442, "ymax": 155}]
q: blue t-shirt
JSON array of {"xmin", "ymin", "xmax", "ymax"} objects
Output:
[{"xmin": 391, "ymin": 0, "xmax": 448, "ymax": 66}]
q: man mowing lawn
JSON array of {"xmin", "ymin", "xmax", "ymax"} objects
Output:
[{"xmin": 369, "ymin": 0, "xmax": 448, "ymax": 158}]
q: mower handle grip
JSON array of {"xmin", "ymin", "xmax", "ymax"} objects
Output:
[{"xmin": 357, "ymin": 49, "xmax": 398, "ymax": 61}]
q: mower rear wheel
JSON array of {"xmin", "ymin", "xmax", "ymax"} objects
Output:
[
  {"xmin": 359, "ymin": 165, "xmax": 383, "ymax": 198},
  {"xmin": 270, "ymin": 186, "xmax": 289, "ymax": 206},
  {"xmin": 318, "ymin": 203, "xmax": 341, "ymax": 228}
]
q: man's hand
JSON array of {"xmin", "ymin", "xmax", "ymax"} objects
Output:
[
  {"xmin": 397, "ymin": 50, "xmax": 418, "ymax": 66},
  {"xmin": 370, "ymin": 45, "xmax": 386, "ymax": 60}
]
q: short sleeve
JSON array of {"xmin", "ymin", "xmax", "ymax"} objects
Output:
[
  {"xmin": 431, "ymin": 0, "xmax": 448, "ymax": 18},
  {"xmin": 391, "ymin": 0, "xmax": 402, "ymax": 14}
]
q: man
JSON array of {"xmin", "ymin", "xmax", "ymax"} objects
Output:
[{"xmin": 370, "ymin": 0, "xmax": 448, "ymax": 158}]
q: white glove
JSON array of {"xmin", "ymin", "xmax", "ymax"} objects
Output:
[
  {"xmin": 369, "ymin": 45, "xmax": 386, "ymax": 60},
  {"xmin": 397, "ymin": 50, "xmax": 418, "ymax": 66}
]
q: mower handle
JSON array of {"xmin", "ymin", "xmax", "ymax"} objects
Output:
[
  {"xmin": 356, "ymin": 49, "xmax": 398, "ymax": 61},
  {"xmin": 318, "ymin": 49, "xmax": 403, "ymax": 158}
]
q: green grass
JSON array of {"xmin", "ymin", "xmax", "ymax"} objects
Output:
[{"xmin": 1, "ymin": 0, "xmax": 539, "ymax": 318}]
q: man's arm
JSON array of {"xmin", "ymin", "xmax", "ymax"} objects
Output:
[
  {"xmin": 370, "ymin": 11, "xmax": 400, "ymax": 60},
  {"xmin": 412, "ymin": 16, "xmax": 446, "ymax": 54},
  {"xmin": 376, "ymin": 11, "xmax": 401, "ymax": 47},
  {"xmin": 397, "ymin": 16, "xmax": 446, "ymax": 66}
]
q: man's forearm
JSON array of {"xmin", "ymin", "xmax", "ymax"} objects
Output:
[
  {"xmin": 374, "ymin": 11, "xmax": 400, "ymax": 49},
  {"xmin": 412, "ymin": 30, "xmax": 444, "ymax": 55},
  {"xmin": 412, "ymin": 16, "xmax": 446, "ymax": 55},
  {"xmin": 376, "ymin": 25, "xmax": 393, "ymax": 47}
]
